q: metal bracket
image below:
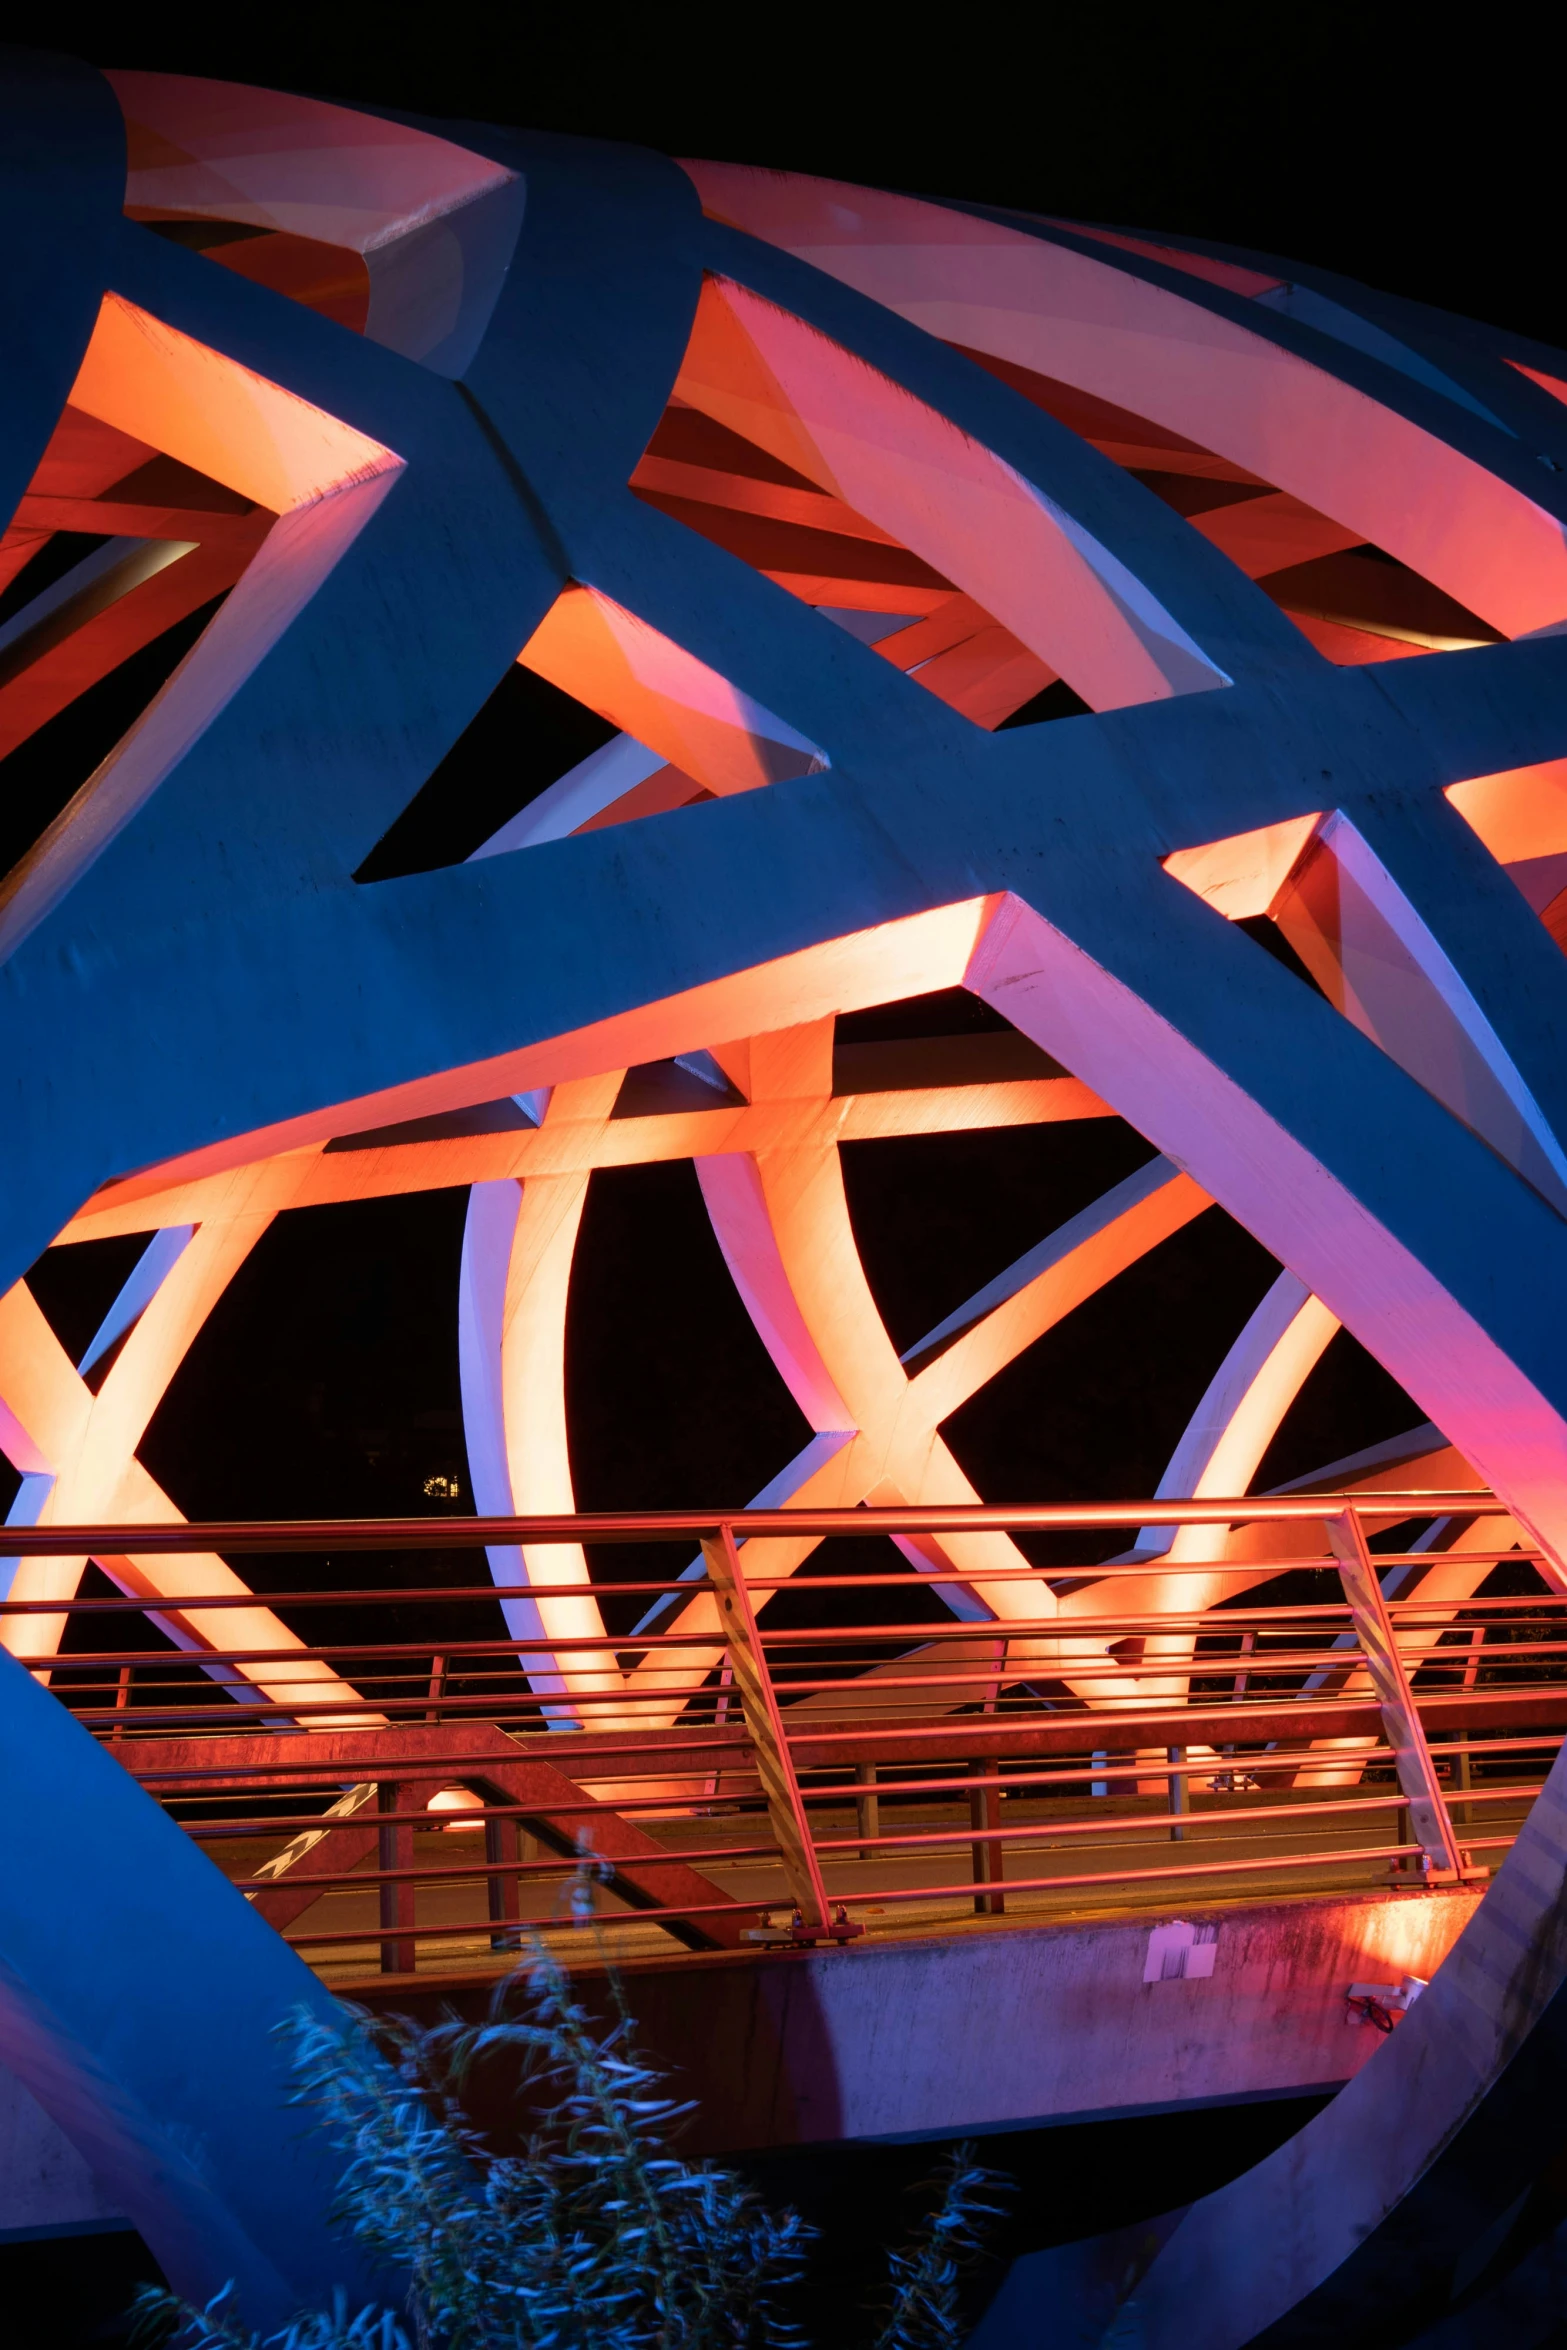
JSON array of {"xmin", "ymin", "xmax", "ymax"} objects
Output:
[
  {"xmin": 744, "ymin": 1905, "xmax": 863, "ymax": 1948},
  {"xmin": 1348, "ymin": 1974, "xmax": 1428, "ymax": 2030}
]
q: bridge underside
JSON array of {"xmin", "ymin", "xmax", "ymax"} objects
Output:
[{"xmin": 0, "ymin": 1880, "xmax": 1479, "ymax": 2247}]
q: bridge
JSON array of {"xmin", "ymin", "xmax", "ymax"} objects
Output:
[
  {"xmin": 8, "ymin": 51, "xmax": 1567, "ymax": 2346},
  {"xmin": 5, "ymin": 1476, "xmax": 1566, "ymax": 2344}
]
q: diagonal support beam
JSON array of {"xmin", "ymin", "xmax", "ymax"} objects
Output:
[
  {"xmin": 125, "ymin": 1725, "xmax": 751, "ymax": 1951},
  {"xmin": 702, "ymin": 1523, "xmax": 832, "ymax": 1931},
  {"xmin": 1328, "ymin": 1510, "xmax": 1472, "ymax": 1879}
]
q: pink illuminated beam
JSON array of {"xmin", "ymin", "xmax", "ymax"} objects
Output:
[
  {"xmin": 0, "ymin": 299, "xmax": 403, "ymax": 964},
  {"xmin": 677, "ymin": 276, "xmax": 1228, "ymax": 711},
  {"xmin": 967, "ymin": 892, "xmax": 1567, "ymax": 1584},
  {"xmin": 683, "ymin": 166, "xmax": 1567, "ymax": 642},
  {"xmin": 518, "ymin": 585, "xmax": 827, "ymax": 804},
  {"xmin": 457, "ymin": 1079, "xmax": 640, "ymax": 1730},
  {"xmin": 0, "ymin": 1235, "xmax": 374, "ymax": 1722}
]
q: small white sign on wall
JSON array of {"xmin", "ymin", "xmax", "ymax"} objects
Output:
[{"xmin": 1144, "ymin": 1919, "xmax": 1220, "ymax": 1983}]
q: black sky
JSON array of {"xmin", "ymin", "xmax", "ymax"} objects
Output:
[{"xmin": 19, "ymin": 5, "xmax": 1567, "ymax": 348}]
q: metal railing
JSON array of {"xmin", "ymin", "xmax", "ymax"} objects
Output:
[{"xmin": 5, "ymin": 1492, "xmax": 1559, "ymax": 1977}]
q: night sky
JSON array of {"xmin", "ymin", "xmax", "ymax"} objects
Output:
[{"xmin": 17, "ymin": 7, "xmax": 1562, "ymax": 351}]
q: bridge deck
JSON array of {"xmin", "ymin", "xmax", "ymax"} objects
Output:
[{"xmin": 8, "ymin": 1496, "xmax": 1558, "ymax": 1983}]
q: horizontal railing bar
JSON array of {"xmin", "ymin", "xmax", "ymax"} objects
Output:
[
  {"xmin": 118, "ymin": 1737, "xmax": 755, "ymax": 1780},
  {"xmin": 102, "ymin": 1706, "xmax": 1567, "ymax": 1778},
  {"xmin": 19, "ymin": 1612, "xmax": 1373, "ymax": 1655},
  {"xmin": 160, "ymin": 1752, "xmax": 1561, "ymax": 1835},
  {"xmin": 59, "ymin": 1687, "xmax": 732, "ymax": 1727},
  {"xmin": 832, "ymin": 1840, "xmax": 1496, "ymax": 1909},
  {"xmin": 780, "ymin": 1696, "xmax": 1567, "ymax": 1766},
  {"xmin": 283, "ymin": 1834, "xmax": 1506, "ymax": 1950},
  {"xmin": 1433, "ymin": 1732, "xmax": 1567, "ymax": 1760},
  {"xmin": 147, "ymin": 1746, "xmax": 1559, "ymax": 1834},
  {"xmin": 191, "ymin": 1796, "xmax": 758, "ymax": 1835},
  {"xmin": 60, "ymin": 1655, "xmax": 1567, "ymax": 1730},
  {"xmin": 46, "ymin": 1638, "xmax": 1400, "ymax": 1680},
  {"xmin": 284, "ymin": 1897, "xmax": 762, "ymax": 1945},
  {"xmin": 73, "ymin": 1633, "xmax": 1567, "ymax": 1693},
  {"xmin": 753, "ymin": 1599, "xmax": 1560, "ymax": 1635},
  {"xmin": 0, "ymin": 1495, "xmax": 1502, "ymax": 1558},
  {"xmin": 237, "ymin": 1785, "xmax": 1490, "ymax": 1894},
  {"xmin": 759, "ymin": 1655, "xmax": 1371, "ymax": 1693},
  {"xmin": 813, "ymin": 1791, "xmax": 1417, "ymax": 1856},
  {"xmin": 257, "ymin": 1773, "xmax": 1548, "ymax": 1862},
  {"xmin": 180, "ymin": 1751, "xmax": 1411, "ymax": 1832},
  {"xmin": 110, "ymin": 1694, "xmax": 1567, "ymax": 1789},
  {"xmin": 165, "ymin": 1745, "xmax": 1420, "ymax": 1824},
  {"xmin": 3, "ymin": 1560, "xmax": 1546, "ymax": 1622},
  {"xmin": 134, "ymin": 1755, "xmax": 1393, "ymax": 1821},
  {"xmin": 0, "ymin": 1583, "xmax": 711, "ymax": 1615},
  {"xmin": 1438, "ymin": 1782, "xmax": 1548, "ymax": 1807},
  {"xmin": 40, "ymin": 1607, "xmax": 1567, "ymax": 1677},
  {"xmin": 238, "ymin": 1846, "xmax": 785, "ymax": 1893},
  {"xmin": 60, "ymin": 1671, "xmax": 1567, "ymax": 1730},
  {"xmin": 169, "ymin": 1771, "xmax": 1555, "ymax": 1845}
]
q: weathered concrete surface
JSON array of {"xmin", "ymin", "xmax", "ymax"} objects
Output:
[
  {"xmin": 357, "ymin": 1887, "xmax": 1478, "ymax": 2153},
  {"xmin": 0, "ymin": 2063, "xmax": 127, "ymax": 2239},
  {"xmin": 3, "ymin": 1888, "xmax": 1475, "ymax": 2238}
]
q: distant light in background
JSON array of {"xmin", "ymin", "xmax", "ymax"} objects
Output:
[{"xmin": 426, "ymin": 1787, "xmax": 484, "ymax": 1831}]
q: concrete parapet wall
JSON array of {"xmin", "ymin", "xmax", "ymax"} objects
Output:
[{"xmin": 356, "ymin": 1886, "xmax": 1481, "ymax": 2153}]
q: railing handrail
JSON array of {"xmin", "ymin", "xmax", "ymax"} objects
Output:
[
  {"xmin": 10, "ymin": 1484, "xmax": 1542, "ymax": 1966},
  {"xmin": 0, "ymin": 1490, "xmax": 1502, "ymax": 1557}
]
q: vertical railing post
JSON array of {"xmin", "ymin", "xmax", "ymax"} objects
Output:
[
  {"xmin": 1167, "ymin": 1747, "xmax": 1187, "ymax": 1843},
  {"xmin": 702, "ymin": 1522, "xmax": 833, "ymax": 1934},
  {"xmin": 110, "ymin": 1663, "xmax": 131, "ymax": 1741},
  {"xmin": 1231, "ymin": 1628, "xmax": 1256, "ymax": 1705},
  {"xmin": 377, "ymin": 1781, "xmax": 417, "ymax": 1973},
  {"xmin": 486, "ymin": 1810, "xmax": 522, "ymax": 1950},
  {"xmin": 855, "ymin": 1762, "xmax": 879, "ymax": 1862},
  {"xmin": 426, "ymin": 1654, "xmax": 447, "ymax": 1723},
  {"xmin": 970, "ymin": 1766, "xmax": 1005, "ymax": 1914},
  {"xmin": 1452, "ymin": 1626, "xmax": 1484, "ymax": 1826},
  {"xmin": 703, "ymin": 1659, "xmax": 735, "ymax": 1803},
  {"xmin": 1222, "ymin": 1629, "xmax": 1256, "ymax": 1768},
  {"xmin": 1328, "ymin": 1510, "xmax": 1469, "ymax": 1880},
  {"xmin": 970, "ymin": 1650, "xmax": 1005, "ymax": 1911}
]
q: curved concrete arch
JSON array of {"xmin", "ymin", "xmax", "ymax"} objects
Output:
[
  {"xmin": 673, "ymin": 274, "xmax": 1229, "ymax": 710},
  {"xmin": 1108, "ymin": 1733, "xmax": 1567, "ymax": 2348},
  {"xmin": 1085, "ymin": 1272, "xmax": 1342, "ymax": 1717},
  {"xmin": 457, "ymin": 1079, "xmax": 632, "ymax": 1726},
  {"xmin": 682, "ymin": 166, "xmax": 1567, "ymax": 642},
  {"xmin": 0, "ymin": 1643, "xmax": 388, "ymax": 2324},
  {"xmin": 0, "ymin": 1223, "xmax": 369, "ymax": 1719},
  {"xmin": 1144, "ymin": 1271, "xmax": 1342, "ymax": 1559},
  {"xmin": 644, "ymin": 1033, "xmax": 1216, "ymax": 1709}
]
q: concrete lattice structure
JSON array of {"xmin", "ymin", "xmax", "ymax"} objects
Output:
[{"xmin": 5, "ymin": 51, "xmax": 1567, "ymax": 2345}]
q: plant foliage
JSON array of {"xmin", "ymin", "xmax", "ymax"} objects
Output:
[
  {"xmin": 869, "ymin": 2147, "xmax": 1011, "ymax": 2350},
  {"xmin": 131, "ymin": 1923, "xmax": 1006, "ymax": 2350}
]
